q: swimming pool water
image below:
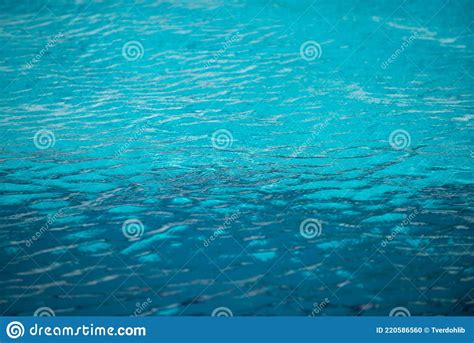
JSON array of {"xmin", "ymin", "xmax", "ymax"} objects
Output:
[{"xmin": 0, "ymin": 0, "xmax": 473, "ymax": 316}]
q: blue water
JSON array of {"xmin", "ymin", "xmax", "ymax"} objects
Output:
[{"xmin": 0, "ymin": 0, "xmax": 473, "ymax": 316}]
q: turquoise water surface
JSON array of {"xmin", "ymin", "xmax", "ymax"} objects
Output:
[{"xmin": 0, "ymin": 0, "xmax": 473, "ymax": 316}]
